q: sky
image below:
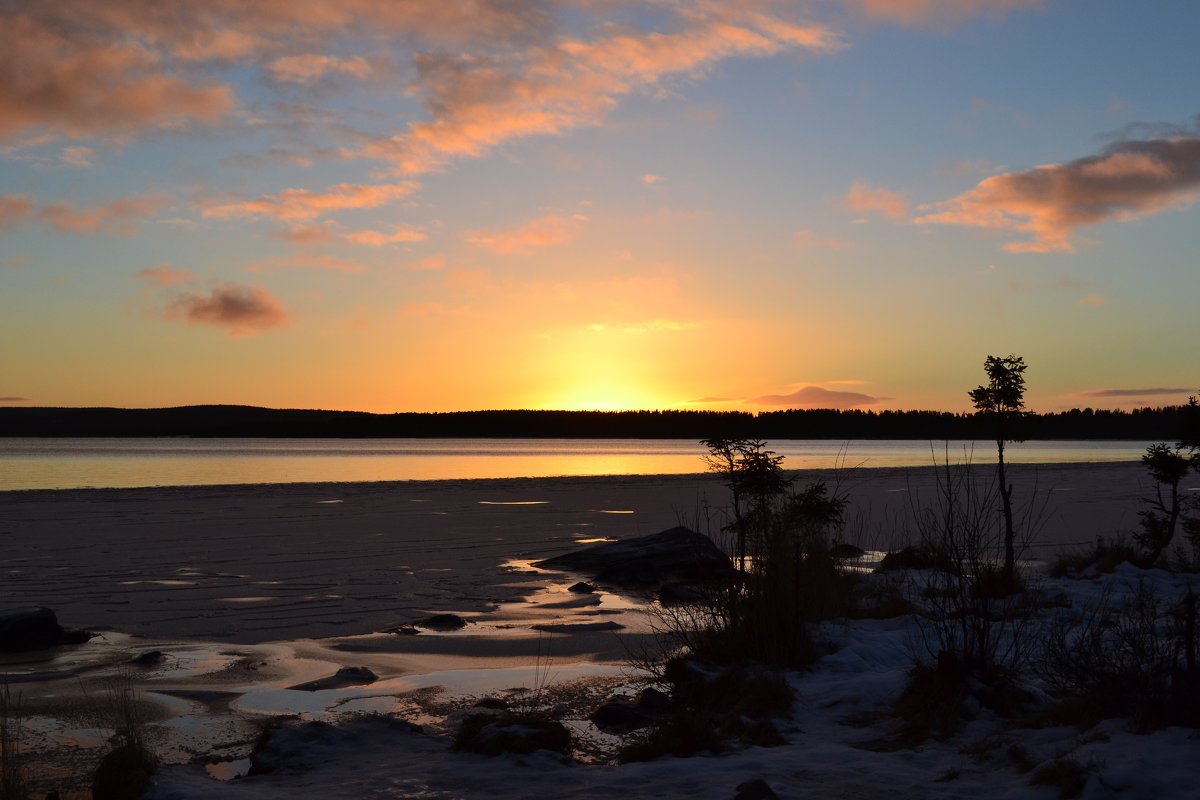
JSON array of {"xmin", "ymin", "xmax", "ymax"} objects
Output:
[{"xmin": 1, "ymin": 0, "xmax": 1198, "ymax": 414}]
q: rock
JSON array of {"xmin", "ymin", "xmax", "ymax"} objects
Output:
[
  {"xmin": 590, "ymin": 698, "xmax": 653, "ymax": 734},
  {"xmin": 635, "ymin": 687, "xmax": 671, "ymax": 714},
  {"xmin": 734, "ymin": 778, "xmax": 779, "ymax": 800},
  {"xmin": 91, "ymin": 743, "xmax": 155, "ymax": 800},
  {"xmin": 414, "ymin": 613, "xmax": 469, "ymax": 631},
  {"xmin": 658, "ymin": 582, "xmax": 706, "ymax": 605},
  {"xmin": 830, "ymin": 543, "xmax": 865, "ymax": 560},
  {"xmin": 0, "ymin": 607, "xmax": 92, "ymax": 652},
  {"xmin": 287, "ymin": 666, "xmax": 378, "ymax": 692},
  {"xmin": 130, "ymin": 650, "xmax": 166, "ymax": 667},
  {"xmin": 473, "ymin": 697, "xmax": 509, "ymax": 710},
  {"xmin": 249, "ymin": 717, "xmax": 420, "ymax": 775},
  {"xmin": 453, "ymin": 712, "xmax": 571, "ymax": 757},
  {"xmin": 389, "ymin": 624, "xmax": 420, "ymax": 636},
  {"xmin": 533, "ymin": 527, "xmax": 733, "ymax": 589},
  {"xmin": 568, "ymin": 581, "xmax": 595, "ymax": 594}
]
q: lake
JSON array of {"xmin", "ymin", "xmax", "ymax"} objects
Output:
[{"xmin": 0, "ymin": 438, "xmax": 1155, "ymax": 491}]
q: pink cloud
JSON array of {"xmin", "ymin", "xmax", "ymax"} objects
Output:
[
  {"xmin": 268, "ymin": 55, "xmax": 373, "ymax": 84},
  {"xmin": 752, "ymin": 385, "xmax": 883, "ymax": 409},
  {"xmin": 358, "ymin": 8, "xmax": 842, "ymax": 174},
  {"xmin": 793, "ymin": 229, "xmax": 848, "ymax": 249},
  {"xmin": 1077, "ymin": 293, "xmax": 1106, "ymax": 307},
  {"xmin": 246, "ymin": 253, "xmax": 366, "ymax": 273},
  {"xmin": 276, "ymin": 225, "xmax": 336, "ymax": 245},
  {"xmin": 135, "ymin": 264, "xmax": 196, "ymax": 287},
  {"xmin": 1076, "ymin": 387, "xmax": 1193, "ymax": 399},
  {"xmin": 0, "ymin": 11, "xmax": 233, "ymax": 141},
  {"xmin": 916, "ymin": 132, "xmax": 1200, "ymax": 252},
  {"xmin": 164, "ymin": 282, "xmax": 288, "ymax": 337},
  {"xmin": 0, "ymin": 195, "xmax": 33, "ymax": 230},
  {"xmin": 843, "ymin": 181, "xmax": 909, "ymax": 221},
  {"xmin": 202, "ymin": 181, "xmax": 419, "ymax": 223},
  {"xmin": 467, "ymin": 214, "xmax": 582, "ymax": 255},
  {"xmin": 38, "ymin": 195, "xmax": 165, "ymax": 235},
  {"xmin": 344, "ymin": 227, "xmax": 427, "ymax": 246},
  {"xmin": 848, "ymin": 0, "xmax": 1045, "ymax": 27}
]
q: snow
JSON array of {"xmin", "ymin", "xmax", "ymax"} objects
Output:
[{"xmin": 140, "ymin": 563, "xmax": 1200, "ymax": 800}]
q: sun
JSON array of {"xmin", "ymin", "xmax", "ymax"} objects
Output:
[{"xmin": 545, "ymin": 380, "xmax": 665, "ymax": 411}]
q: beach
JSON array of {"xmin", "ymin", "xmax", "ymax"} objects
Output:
[{"xmin": 2, "ymin": 460, "xmax": 1194, "ymax": 797}]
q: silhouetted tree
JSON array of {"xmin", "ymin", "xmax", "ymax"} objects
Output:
[
  {"xmin": 1137, "ymin": 395, "xmax": 1200, "ymax": 565},
  {"xmin": 968, "ymin": 354, "xmax": 1027, "ymax": 582},
  {"xmin": 701, "ymin": 438, "xmax": 788, "ymax": 572},
  {"xmin": 1136, "ymin": 443, "xmax": 1191, "ymax": 565}
]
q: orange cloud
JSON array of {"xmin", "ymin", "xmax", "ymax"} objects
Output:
[
  {"xmin": 843, "ymin": 181, "xmax": 909, "ymax": 221},
  {"xmin": 916, "ymin": 133, "xmax": 1200, "ymax": 252},
  {"xmin": 467, "ymin": 214, "xmax": 582, "ymax": 255},
  {"xmin": 848, "ymin": 0, "xmax": 1045, "ymax": 27},
  {"xmin": 135, "ymin": 264, "xmax": 196, "ymax": 287},
  {"xmin": 245, "ymin": 253, "xmax": 366, "ymax": 273},
  {"xmin": 793, "ymin": 229, "xmax": 848, "ymax": 249},
  {"xmin": 752, "ymin": 385, "xmax": 883, "ymax": 409},
  {"xmin": 202, "ymin": 181, "xmax": 419, "ymax": 222},
  {"xmin": 268, "ymin": 55, "xmax": 373, "ymax": 84},
  {"xmin": 0, "ymin": 11, "xmax": 233, "ymax": 141},
  {"xmin": 164, "ymin": 282, "xmax": 288, "ymax": 337},
  {"xmin": 0, "ymin": 195, "xmax": 33, "ymax": 229},
  {"xmin": 38, "ymin": 195, "xmax": 165, "ymax": 235},
  {"xmin": 1, "ymin": 2, "xmax": 555, "ymax": 143},
  {"xmin": 358, "ymin": 8, "xmax": 842, "ymax": 174},
  {"xmin": 344, "ymin": 227, "xmax": 427, "ymax": 246}
]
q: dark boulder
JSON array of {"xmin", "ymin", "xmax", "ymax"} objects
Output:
[
  {"xmin": 249, "ymin": 717, "xmax": 420, "ymax": 776},
  {"xmin": 287, "ymin": 666, "xmax": 377, "ymax": 692},
  {"xmin": 414, "ymin": 614, "xmax": 469, "ymax": 631},
  {"xmin": 91, "ymin": 744, "xmax": 155, "ymax": 800},
  {"xmin": 829, "ymin": 543, "xmax": 865, "ymax": 560},
  {"xmin": 130, "ymin": 650, "xmax": 166, "ymax": 667},
  {"xmin": 735, "ymin": 778, "xmax": 780, "ymax": 800},
  {"xmin": 453, "ymin": 712, "xmax": 571, "ymax": 757},
  {"xmin": 0, "ymin": 607, "xmax": 92, "ymax": 652},
  {"xmin": 533, "ymin": 527, "xmax": 733, "ymax": 589},
  {"xmin": 590, "ymin": 698, "xmax": 653, "ymax": 734},
  {"xmin": 567, "ymin": 581, "xmax": 595, "ymax": 594}
]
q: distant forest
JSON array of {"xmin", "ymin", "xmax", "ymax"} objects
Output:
[{"xmin": 0, "ymin": 404, "xmax": 1192, "ymax": 440}]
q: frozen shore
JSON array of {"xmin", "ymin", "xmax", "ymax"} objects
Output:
[{"xmin": 3, "ymin": 461, "xmax": 1196, "ymax": 798}]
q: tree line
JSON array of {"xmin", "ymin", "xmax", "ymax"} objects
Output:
[{"xmin": 0, "ymin": 403, "xmax": 1191, "ymax": 439}]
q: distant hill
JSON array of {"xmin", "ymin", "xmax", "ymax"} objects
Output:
[{"xmin": 0, "ymin": 404, "xmax": 1188, "ymax": 440}]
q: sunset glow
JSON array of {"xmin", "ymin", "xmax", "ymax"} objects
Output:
[{"xmin": 1, "ymin": 2, "xmax": 1197, "ymax": 413}]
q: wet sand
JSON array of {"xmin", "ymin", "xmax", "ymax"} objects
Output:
[{"xmin": 0, "ymin": 462, "xmax": 1169, "ymax": 644}]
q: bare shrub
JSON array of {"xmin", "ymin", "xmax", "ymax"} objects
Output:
[
  {"xmin": 905, "ymin": 449, "xmax": 1041, "ymax": 678},
  {"xmin": 1036, "ymin": 581, "xmax": 1200, "ymax": 730},
  {"xmin": 0, "ymin": 684, "xmax": 26, "ymax": 800}
]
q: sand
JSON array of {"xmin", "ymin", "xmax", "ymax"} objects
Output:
[{"xmin": 0, "ymin": 462, "xmax": 1166, "ymax": 644}]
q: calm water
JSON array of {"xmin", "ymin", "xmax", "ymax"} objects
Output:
[{"xmin": 0, "ymin": 438, "xmax": 1154, "ymax": 491}]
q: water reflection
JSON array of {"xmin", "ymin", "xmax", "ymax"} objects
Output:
[{"xmin": 0, "ymin": 437, "xmax": 1154, "ymax": 491}]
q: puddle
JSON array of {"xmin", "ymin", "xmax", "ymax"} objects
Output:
[
  {"xmin": 316, "ymin": 499, "xmax": 344, "ymax": 504},
  {"xmin": 116, "ymin": 579, "xmax": 198, "ymax": 586},
  {"xmin": 574, "ymin": 537, "xmax": 616, "ymax": 544},
  {"xmin": 478, "ymin": 501, "xmax": 550, "ymax": 506},
  {"xmin": 216, "ymin": 596, "xmax": 276, "ymax": 604},
  {"xmin": 594, "ymin": 509, "xmax": 635, "ymax": 514},
  {"xmin": 206, "ymin": 758, "xmax": 252, "ymax": 781}
]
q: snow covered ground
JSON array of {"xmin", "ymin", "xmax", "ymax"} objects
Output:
[{"xmin": 141, "ymin": 563, "xmax": 1200, "ymax": 800}]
